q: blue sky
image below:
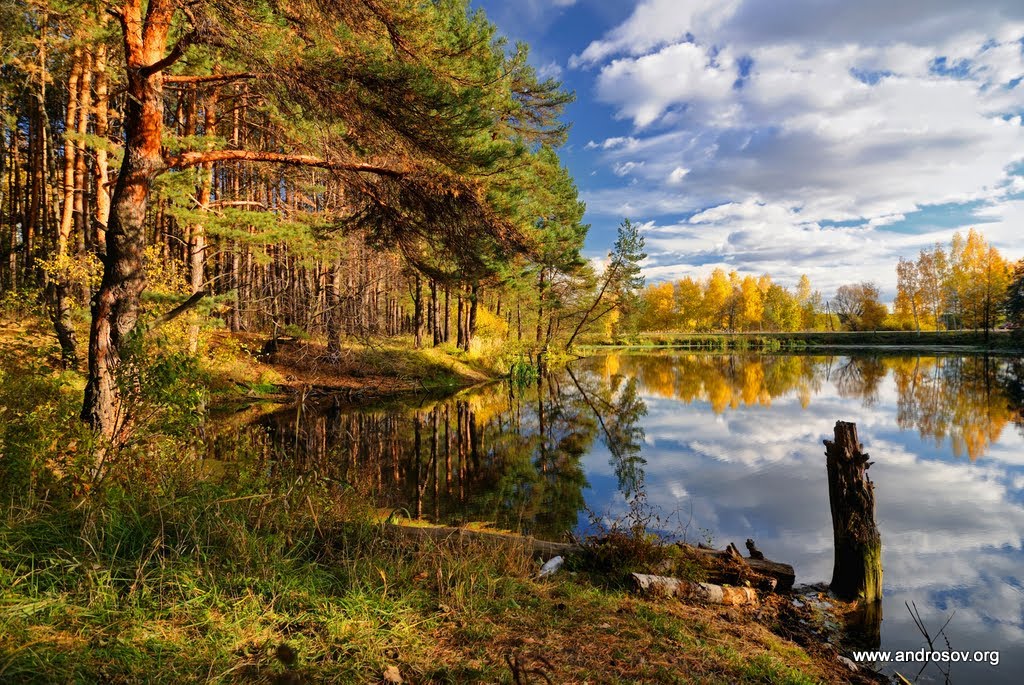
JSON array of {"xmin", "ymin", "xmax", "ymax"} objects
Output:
[{"xmin": 472, "ymin": 0, "xmax": 1024, "ymax": 300}]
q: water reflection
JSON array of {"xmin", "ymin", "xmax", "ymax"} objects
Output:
[
  {"xmin": 605, "ymin": 352, "xmax": 1016, "ymax": 461},
  {"xmin": 239, "ymin": 352, "xmax": 1024, "ymax": 534},
  {"xmin": 251, "ymin": 366, "xmax": 647, "ymax": 540},
  {"xmin": 226, "ymin": 351, "xmax": 1024, "ymax": 683}
]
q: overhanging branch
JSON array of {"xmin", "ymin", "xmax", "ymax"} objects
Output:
[
  {"xmin": 147, "ymin": 291, "xmax": 207, "ymax": 333},
  {"xmin": 165, "ymin": 72, "xmax": 261, "ymax": 85},
  {"xmin": 164, "ymin": 149, "xmax": 410, "ymax": 178}
]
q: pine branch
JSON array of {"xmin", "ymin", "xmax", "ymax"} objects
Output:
[{"xmin": 164, "ymin": 149, "xmax": 410, "ymax": 178}]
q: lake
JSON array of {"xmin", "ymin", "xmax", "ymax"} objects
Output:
[{"xmin": 239, "ymin": 351, "xmax": 1024, "ymax": 683}]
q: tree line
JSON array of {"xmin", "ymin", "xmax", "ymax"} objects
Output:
[
  {"xmin": 1, "ymin": 0, "xmax": 645, "ymax": 440},
  {"xmin": 636, "ymin": 270, "xmax": 824, "ymax": 333},
  {"xmin": 893, "ymin": 228, "xmax": 1019, "ymax": 332},
  {"xmin": 635, "ymin": 228, "xmax": 1023, "ymax": 334}
]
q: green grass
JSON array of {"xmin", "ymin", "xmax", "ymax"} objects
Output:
[{"xmin": 0, "ymin": 475, "xmax": 852, "ymax": 684}]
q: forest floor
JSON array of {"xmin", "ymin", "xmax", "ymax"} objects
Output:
[
  {"xmin": 0, "ymin": 312, "xmax": 892, "ymax": 683},
  {"xmin": 203, "ymin": 331, "xmax": 498, "ymax": 405}
]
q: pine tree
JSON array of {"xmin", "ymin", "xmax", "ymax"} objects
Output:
[{"xmin": 564, "ymin": 218, "xmax": 646, "ymax": 349}]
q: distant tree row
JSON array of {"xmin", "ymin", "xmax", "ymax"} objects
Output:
[
  {"xmin": 635, "ymin": 228, "xmax": 1022, "ymax": 334},
  {"xmin": 636, "ymin": 270, "xmax": 825, "ymax": 332}
]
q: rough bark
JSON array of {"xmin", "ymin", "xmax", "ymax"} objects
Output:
[
  {"xmin": 823, "ymin": 421, "xmax": 882, "ymax": 602},
  {"xmin": 82, "ymin": 0, "xmax": 176, "ymax": 437}
]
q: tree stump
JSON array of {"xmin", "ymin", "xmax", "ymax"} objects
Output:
[{"xmin": 824, "ymin": 421, "xmax": 882, "ymax": 602}]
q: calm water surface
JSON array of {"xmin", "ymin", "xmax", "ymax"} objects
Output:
[{"xmin": 240, "ymin": 352, "xmax": 1024, "ymax": 683}]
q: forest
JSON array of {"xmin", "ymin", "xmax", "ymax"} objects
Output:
[{"xmin": 0, "ymin": 0, "xmax": 650, "ymax": 443}]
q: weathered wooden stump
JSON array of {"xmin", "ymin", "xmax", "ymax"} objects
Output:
[{"xmin": 824, "ymin": 421, "xmax": 882, "ymax": 602}]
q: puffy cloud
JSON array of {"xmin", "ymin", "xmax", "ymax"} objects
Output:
[
  {"xmin": 595, "ymin": 42, "xmax": 738, "ymax": 127},
  {"xmin": 570, "ymin": 0, "xmax": 741, "ymax": 67},
  {"xmin": 574, "ymin": 3, "xmax": 1024, "ymax": 291}
]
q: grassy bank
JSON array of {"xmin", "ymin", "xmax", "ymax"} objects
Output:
[
  {"xmin": 0, "ymin": 312, "xmax": 878, "ymax": 683},
  {"xmin": 0, "ymin": 488, "xmax": 868, "ymax": 684},
  {"xmin": 589, "ymin": 329, "xmax": 1024, "ymax": 353}
]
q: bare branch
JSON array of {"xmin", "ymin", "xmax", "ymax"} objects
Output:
[{"xmin": 146, "ymin": 291, "xmax": 207, "ymax": 333}]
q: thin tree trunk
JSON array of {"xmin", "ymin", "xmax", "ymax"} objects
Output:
[
  {"xmin": 187, "ymin": 86, "xmax": 216, "ymax": 353},
  {"xmin": 73, "ymin": 48, "xmax": 94, "ymax": 259},
  {"xmin": 466, "ymin": 282, "xmax": 478, "ymax": 351},
  {"xmin": 431, "ymin": 279, "xmax": 440, "ymax": 346},
  {"xmin": 443, "ymin": 284, "xmax": 450, "ymax": 342},
  {"xmin": 327, "ymin": 259, "xmax": 342, "ymax": 356},
  {"xmin": 564, "ymin": 261, "xmax": 620, "ymax": 351},
  {"xmin": 58, "ymin": 47, "xmax": 82, "ymax": 254},
  {"xmin": 52, "ymin": 46, "xmax": 84, "ymax": 367},
  {"xmin": 93, "ymin": 42, "xmax": 111, "ymax": 251},
  {"xmin": 413, "ymin": 273, "xmax": 423, "ymax": 349}
]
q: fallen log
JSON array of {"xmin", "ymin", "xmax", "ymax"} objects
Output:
[
  {"xmin": 632, "ymin": 573, "xmax": 760, "ymax": 606},
  {"xmin": 685, "ymin": 545, "xmax": 795, "ymax": 592},
  {"xmin": 383, "ymin": 524, "xmax": 796, "ymax": 591}
]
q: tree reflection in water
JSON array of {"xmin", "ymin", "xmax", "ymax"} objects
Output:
[
  {"xmin": 607, "ymin": 351, "xmax": 1021, "ymax": 462},
  {"xmin": 221, "ymin": 352, "xmax": 1024, "ymax": 540},
  {"xmin": 244, "ymin": 365, "xmax": 646, "ymax": 540}
]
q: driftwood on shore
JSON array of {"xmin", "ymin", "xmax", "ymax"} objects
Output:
[
  {"xmin": 687, "ymin": 544, "xmax": 795, "ymax": 592},
  {"xmin": 382, "ymin": 524, "xmax": 796, "ymax": 592},
  {"xmin": 632, "ymin": 573, "xmax": 760, "ymax": 605}
]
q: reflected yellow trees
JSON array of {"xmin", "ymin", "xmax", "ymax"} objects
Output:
[
  {"xmin": 599, "ymin": 352, "xmax": 1016, "ymax": 461},
  {"xmin": 601, "ymin": 352, "xmax": 821, "ymax": 414},
  {"xmin": 890, "ymin": 356, "xmax": 1012, "ymax": 461}
]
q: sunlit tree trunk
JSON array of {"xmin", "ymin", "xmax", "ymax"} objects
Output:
[
  {"xmin": 93, "ymin": 42, "xmax": 111, "ymax": 251},
  {"xmin": 52, "ymin": 45, "xmax": 83, "ymax": 367},
  {"xmin": 187, "ymin": 87, "xmax": 216, "ymax": 353},
  {"xmin": 82, "ymin": 0, "xmax": 176, "ymax": 437}
]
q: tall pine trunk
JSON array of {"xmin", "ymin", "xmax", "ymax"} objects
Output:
[{"xmin": 82, "ymin": 2, "xmax": 174, "ymax": 437}]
